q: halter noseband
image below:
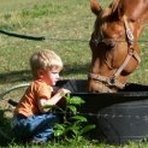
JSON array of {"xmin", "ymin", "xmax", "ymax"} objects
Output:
[{"xmin": 89, "ymin": 15, "xmax": 141, "ymax": 90}]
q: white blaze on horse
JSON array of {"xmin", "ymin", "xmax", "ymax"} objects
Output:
[{"xmin": 88, "ymin": 0, "xmax": 148, "ymax": 93}]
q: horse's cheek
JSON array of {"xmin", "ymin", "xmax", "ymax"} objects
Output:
[{"xmin": 123, "ymin": 59, "xmax": 139, "ymax": 74}]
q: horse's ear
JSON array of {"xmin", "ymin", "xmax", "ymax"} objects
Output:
[
  {"xmin": 90, "ymin": 0, "xmax": 102, "ymax": 15},
  {"xmin": 110, "ymin": 0, "xmax": 125, "ymax": 20},
  {"xmin": 115, "ymin": 2, "xmax": 125, "ymax": 19}
]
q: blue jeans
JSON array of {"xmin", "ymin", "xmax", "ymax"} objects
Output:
[{"xmin": 11, "ymin": 113, "xmax": 60, "ymax": 142}]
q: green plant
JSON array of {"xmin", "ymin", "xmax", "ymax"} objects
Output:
[{"xmin": 53, "ymin": 94, "xmax": 96, "ymax": 141}]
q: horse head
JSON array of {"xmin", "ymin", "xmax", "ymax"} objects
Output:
[{"xmin": 88, "ymin": 0, "xmax": 148, "ymax": 93}]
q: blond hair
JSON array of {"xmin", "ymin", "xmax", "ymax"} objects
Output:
[{"xmin": 30, "ymin": 50, "xmax": 63, "ymax": 78}]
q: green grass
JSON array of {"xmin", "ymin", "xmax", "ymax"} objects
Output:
[{"xmin": 0, "ymin": 0, "xmax": 148, "ymax": 147}]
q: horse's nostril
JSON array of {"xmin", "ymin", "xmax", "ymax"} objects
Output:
[
  {"xmin": 109, "ymin": 41, "xmax": 115, "ymax": 48},
  {"xmin": 102, "ymin": 39, "xmax": 115, "ymax": 48}
]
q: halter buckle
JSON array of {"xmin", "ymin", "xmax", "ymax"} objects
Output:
[{"xmin": 107, "ymin": 77, "xmax": 116, "ymax": 85}]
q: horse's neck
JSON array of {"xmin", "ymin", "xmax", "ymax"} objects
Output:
[{"xmin": 121, "ymin": 0, "xmax": 148, "ymax": 22}]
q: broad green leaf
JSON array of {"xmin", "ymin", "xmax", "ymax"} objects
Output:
[
  {"xmin": 67, "ymin": 105, "xmax": 77, "ymax": 114},
  {"xmin": 67, "ymin": 96, "xmax": 85, "ymax": 105},
  {"xmin": 80, "ymin": 124, "xmax": 96, "ymax": 134},
  {"xmin": 71, "ymin": 115, "xmax": 87, "ymax": 122}
]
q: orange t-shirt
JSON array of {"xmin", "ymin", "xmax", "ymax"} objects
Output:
[{"xmin": 14, "ymin": 79, "xmax": 53, "ymax": 117}]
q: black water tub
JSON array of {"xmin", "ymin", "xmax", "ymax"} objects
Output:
[{"xmin": 56, "ymin": 79, "xmax": 148, "ymax": 144}]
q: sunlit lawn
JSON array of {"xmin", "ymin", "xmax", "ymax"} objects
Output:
[{"xmin": 0, "ymin": 0, "xmax": 147, "ymax": 147}]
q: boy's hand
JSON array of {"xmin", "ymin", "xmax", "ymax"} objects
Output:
[{"xmin": 58, "ymin": 88, "xmax": 71, "ymax": 97}]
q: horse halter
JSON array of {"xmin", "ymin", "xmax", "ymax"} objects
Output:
[{"xmin": 89, "ymin": 15, "xmax": 141, "ymax": 91}]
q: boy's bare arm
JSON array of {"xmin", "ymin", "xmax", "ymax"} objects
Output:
[{"xmin": 38, "ymin": 88, "xmax": 70, "ymax": 111}]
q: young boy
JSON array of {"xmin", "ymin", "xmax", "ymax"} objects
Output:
[{"xmin": 11, "ymin": 49, "xmax": 70, "ymax": 143}]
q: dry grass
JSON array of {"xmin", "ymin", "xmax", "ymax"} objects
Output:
[{"xmin": 0, "ymin": 0, "xmax": 147, "ymax": 147}]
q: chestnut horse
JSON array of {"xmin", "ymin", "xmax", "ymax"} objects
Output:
[{"xmin": 88, "ymin": 0, "xmax": 148, "ymax": 93}]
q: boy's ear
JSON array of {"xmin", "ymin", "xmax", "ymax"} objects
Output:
[{"xmin": 37, "ymin": 69, "xmax": 45, "ymax": 78}]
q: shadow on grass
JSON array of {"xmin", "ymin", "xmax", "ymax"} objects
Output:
[
  {"xmin": 0, "ymin": 70, "xmax": 32, "ymax": 84},
  {"xmin": 0, "ymin": 63, "xmax": 89, "ymax": 84},
  {"xmin": 0, "ymin": 109, "xmax": 14, "ymax": 146},
  {"xmin": 64, "ymin": 63, "xmax": 89, "ymax": 76}
]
